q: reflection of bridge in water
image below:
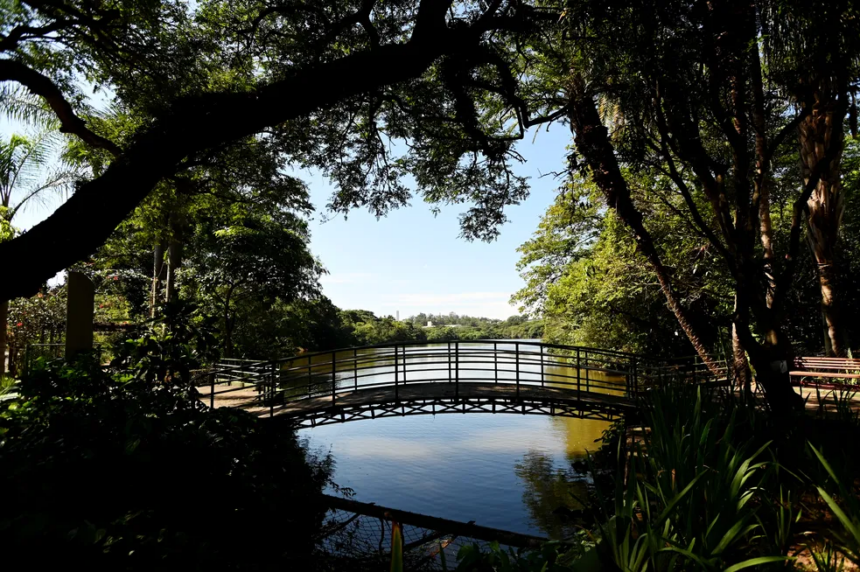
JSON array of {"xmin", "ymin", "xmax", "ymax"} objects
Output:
[{"xmin": 197, "ymin": 341, "xmax": 727, "ymax": 426}]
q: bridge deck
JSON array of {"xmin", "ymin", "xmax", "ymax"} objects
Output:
[{"xmin": 199, "ymin": 381, "xmax": 635, "ymax": 418}]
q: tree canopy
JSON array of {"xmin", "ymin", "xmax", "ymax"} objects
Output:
[{"xmin": 0, "ymin": 0, "xmax": 560, "ymax": 300}]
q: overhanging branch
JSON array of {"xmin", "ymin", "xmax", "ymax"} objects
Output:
[
  {"xmin": 0, "ymin": 0, "xmax": 518, "ymax": 301},
  {"xmin": 0, "ymin": 60, "xmax": 121, "ymax": 155}
]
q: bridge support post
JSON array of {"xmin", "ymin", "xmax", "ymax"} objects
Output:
[
  {"xmin": 515, "ymin": 342, "xmax": 520, "ymax": 399},
  {"xmin": 455, "ymin": 342, "xmax": 459, "ymax": 400},
  {"xmin": 394, "ymin": 345, "xmax": 399, "ymax": 401},
  {"xmin": 494, "ymin": 342, "xmax": 498, "ymax": 383},
  {"xmin": 331, "ymin": 351, "xmax": 337, "ymax": 404},
  {"xmin": 354, "ymin": 348, "xmax": 358, "ymax": 391},
  {"xmin": 271, "ymin": 361, "xmax": 277, "ymax": 417},
  {"xmin": 576, "ymin": 349, "xmax": 581, "ymax": 397},
  {"xmin": 629, "ymin": 356, "xmax": 637, "ymax": 397},
  {"xmin": 540, "ymin": 345, "xmax": 545, "ymax": 387},
  {"xmin": 448, "ymin": 342, "xmax": 452, "ymax": 383},
  {"xmin": 210, "ymin": 371, "xmax": 215, "ymax": 408}
]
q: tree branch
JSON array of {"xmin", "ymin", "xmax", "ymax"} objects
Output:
[
  {"xmin": 0, "ymin": 0, "xmax": 512, "ymax": 301},
  {"xmin": 0, "ymin": 60, "xmax": 121, "ymax": 155},
  {"xmin": 567, "ymin": 75, "xmax": 721, "ymax": 374}
]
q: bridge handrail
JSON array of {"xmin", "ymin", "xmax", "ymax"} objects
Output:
[
  {"xmin": 271, "ymin": 339, "xmax": 657, "ymax": 365},
  {"xmin": 202, "ymin": 340, "xmax": 729, "ymax": 417}
]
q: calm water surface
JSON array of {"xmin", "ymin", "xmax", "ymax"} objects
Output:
[
  {"xmin": 296, "ymin": 341, "xmax": 623, "ymax": 539},
  {"xmin": 300, "ymin": 397, "xmax": 612, "ymax": 538}
]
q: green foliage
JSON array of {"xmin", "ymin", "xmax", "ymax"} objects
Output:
[
  {"xmin": 514, "ymin": 181, "xmax": 727, "ymax": 356},
  {"xmin": 594, "ymin": 388, "xmax": 784, "ymax": 571},
  {"xmin": 0, "ymin": 128, "xmax": 79, "ymax": 217},
  {"xmin": 809, "ymin": 444, "xmax": 860, "ymax": 566},
  {"xmin": 5, "ymin": 285, "xmax": 67, "ymax": 376},
  {"xmin": 0, "ymin": 307, "xmax": 332, "ymax": 570},
  {"xmin": 111, "ymin": 301, "xmax": 220, "ymax": 390},
  {"xmin": 411, "ymin": 313, "xmax": 544, "ymax": 342},
  {"xmin": 0, "ymin": 206, "xmax": 14, "ymax": 241},
  {"xmin": 457, "ymin": 385, "xmax": 860, "ymax": 571},
  {"xmin": 341, "ymin": 310, "xmax": 427, "ymax": 346}
]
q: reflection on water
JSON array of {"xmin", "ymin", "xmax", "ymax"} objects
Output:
[
  {"xmin": 300, "ymin": 413, "xmax": 610, "ymax": 539},
  {"xmin": 297, "ymin": 342, "xmax": 619, "ymax": 539}
]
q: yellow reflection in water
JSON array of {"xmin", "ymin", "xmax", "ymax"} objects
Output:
[{"xmin": 553, "ymin": 416, "xmax": 611, "ymax": 459}]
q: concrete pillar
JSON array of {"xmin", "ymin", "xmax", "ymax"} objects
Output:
[{"xmin": 65, "ymin": 271, "xmax": 95, "ymax": 359}]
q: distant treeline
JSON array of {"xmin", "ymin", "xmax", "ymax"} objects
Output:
[
  {"xmin": 338, "ymin": 310, "xmax": 543, "ymax": 347},
  {"xmin": 9, "ymin": 285, "xmax": 541, "ymax": 365}
]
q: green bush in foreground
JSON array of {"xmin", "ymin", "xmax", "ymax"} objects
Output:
[
  {"xmin": 455, "ymin": 386, "xmax": 860, "ymax": 571},
  {"xmin": 0, "ymin": 305, "xmax": 332, "ymax": 571}
]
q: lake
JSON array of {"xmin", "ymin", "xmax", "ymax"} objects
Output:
[{"xmin": 297, "ymin": 340, "xmax": 620, "ymax": 539}]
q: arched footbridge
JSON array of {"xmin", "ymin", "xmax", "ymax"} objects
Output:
[{"xmin": 196, "ymin": 341, "xmax": 728, "ymax": 426}]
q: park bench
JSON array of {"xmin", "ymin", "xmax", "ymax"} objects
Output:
[{"xmin": 789, "ymin": 356, "xmax": 860, "ymax": 387}]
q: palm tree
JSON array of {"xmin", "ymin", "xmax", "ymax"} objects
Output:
[{"xmin": 0, "ymin": 129, "xmax": 78, "ymax": 375}]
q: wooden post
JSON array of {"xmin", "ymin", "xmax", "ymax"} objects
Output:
[
  {"xmin": 307, "ymin": 355, "xmax": 312, "ymax": 397},
  {"xmin": 354, "ymin": 348, "xmax": 358, "ymax": 391},
  {"xmin": 65, "ymin": 271, "xmax": 95, "ymax": 359},
  {"xmin": 210, "ymin": 371, "xmax": 215, "ymax": 408},
  {"xmin": 402, "ymin": 345, "xmax": 407, "ymax": 385}
]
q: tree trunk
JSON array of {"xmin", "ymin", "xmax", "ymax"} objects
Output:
[
  {"xmin": 0, "ymin": 299, "xmax": 7, "ymax": 377},
  {"xmin": 744, "ymin": 343, "xmax": 800, "ymax": 413},
  {"xmin": 731, "ymin": 323, "xmax": 751, "ymax": 394},
  {"xmin": 566, "ymin": 79, "xmax": 721, "ymax": 376},
  {"xmin": 816, "ymin": 260, "xmax": 842, "ymax": 356},
  {"xmin": 800, "ymin": 80, "xmax": 848, "ymax": 356},
  {"xmin": 151, "ymin": 244, "xmax": 165, "ymax": 317},
  {"xmin": 165, "ymin": 240, "xmax": 182, "ymax": 302},
  {"xmin": 0, "ymin": 10, "xmax": 512, "ymax": 302},
  {"xmin": 164, "ymin": 207, "xmax": 185, "ymax": 303}
]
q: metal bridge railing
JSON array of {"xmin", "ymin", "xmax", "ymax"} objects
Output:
[{"xmin": 197, "ymin": 341, "xmax": 728, "ymax": 418}]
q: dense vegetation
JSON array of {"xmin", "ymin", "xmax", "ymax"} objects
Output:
[
  {"xmin": 1, "ymin": 0, "xmax": 859, "ymax": 569},
  {"xmin": 0, "ymin": 306, "xmax": 333, "ymax": 570},
  {"xmin": 456, "ymin": 384, "xmax": 860, "ymax": 571},
  {"xmin": 0, "ymin": 0, "xmax": 857, "ymax": 411},
  {"xmin": 4, "ymin": 277, "xmax": 540, "ymax": 373}
]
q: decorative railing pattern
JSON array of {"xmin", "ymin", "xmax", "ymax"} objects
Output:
[{"xmin": 197, "ymin": 341, "xmax": 729, "ymax": 418}]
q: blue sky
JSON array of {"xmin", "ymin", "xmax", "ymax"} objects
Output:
[{"xmin": 9, "ymin": 121, "xmax": 571, "ymax": 320}]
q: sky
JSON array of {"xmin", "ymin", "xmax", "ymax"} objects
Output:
[{"xmin": 8, "ymin": 120, "xmax": 571, "ymax": 321}]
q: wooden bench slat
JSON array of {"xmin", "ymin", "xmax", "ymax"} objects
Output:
[
  {"xmin": 796, "ymin": 361, "xmax": 860, "ymax": 366},
  {"xmin": 794, "ymin": 366, "xmax": 860, "ymax": 371},
  {"xmin": 795, "ymin": 359, "xmax": 860, "ymax": 363},
  {"xmin": 789, "ymin": 371, "xmax": 860, "ymax": 379}
]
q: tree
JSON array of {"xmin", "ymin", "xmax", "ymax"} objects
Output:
[
  {"xmin": 515, "ymin": 180, "xmax": 731, "ymax": 356},
  {"xmin": 190, "ymin": 216, "xmax": 322, "ymax": 357},
  {"xmin": 555, "ymin": 0, "xmax": 860, "ymax": 410},
  {"xmin": 0, "ymin": 128, "xmax": 77, "ymax": 375},
  {"xmin": 0, "ymin": 0, "xmax": 559, "ymax": 301}
]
